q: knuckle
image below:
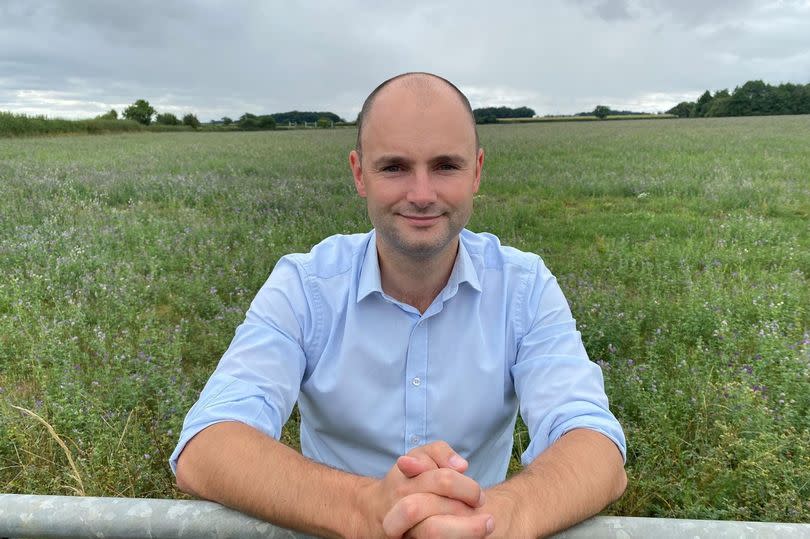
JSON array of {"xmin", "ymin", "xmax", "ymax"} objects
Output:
[{"xmin": 401, "ymin": 497, "xmax": 421, "ymax": 522}]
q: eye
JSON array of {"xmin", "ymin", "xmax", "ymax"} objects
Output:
[
  {"xmin": 437, "ymin": 162, "xmax": 460, "ymax": 171},
  {"xmin": 381, "ymin": 164, "xmax": 403, "ymax": 173}
]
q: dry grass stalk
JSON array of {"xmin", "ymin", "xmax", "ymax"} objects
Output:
[{"xmin": 10, "ymin": 404, "xmax": 86, "ymax": 496}]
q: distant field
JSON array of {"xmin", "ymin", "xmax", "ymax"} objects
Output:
[
  {"xmin": 0, "ymin": 117, "xmax": 808, "ymax": 521},
  {"xmin": 498, "ymin": 113, "xmax": 677, "ymax": 122}
]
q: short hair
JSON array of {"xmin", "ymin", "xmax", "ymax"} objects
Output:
[{"xmin": 355, "ymin": 72, "xmax": 480, "ymax": 154}]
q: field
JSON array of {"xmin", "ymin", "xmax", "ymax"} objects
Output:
[{"xmin": 0, "ymin": 117, "xmax": 808, "ymax": 522}]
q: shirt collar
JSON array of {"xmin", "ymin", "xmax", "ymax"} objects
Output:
[{"xmin": 356, "ymin": 230, "xmax": 482, "ymax": 304}]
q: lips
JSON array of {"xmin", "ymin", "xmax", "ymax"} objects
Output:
[{"xmin": 399, "ymin": 214, "xmax": 443, "ymax": 226}]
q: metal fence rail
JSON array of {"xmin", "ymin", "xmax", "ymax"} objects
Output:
[{"xmin": 1, "ymin": 494, "xmax": 809, "ymax": 539}]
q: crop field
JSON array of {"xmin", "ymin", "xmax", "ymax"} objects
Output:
[{"xmin": 0, "ymin": 117, "xmax": 808, "ymax": 522}]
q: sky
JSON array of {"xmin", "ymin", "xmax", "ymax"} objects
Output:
[{"xmin": 1, "ymin": 0, "xmax": 809, "ymax": 122}]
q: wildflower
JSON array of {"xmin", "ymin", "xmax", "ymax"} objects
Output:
[{"xmin": 596, "ymin": 359, "xmax": 609, "ymax": 370}]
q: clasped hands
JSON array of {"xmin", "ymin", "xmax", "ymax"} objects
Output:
[{"xmin": 360, "ymin": 441, "xmax": 497, "ymax": 539}]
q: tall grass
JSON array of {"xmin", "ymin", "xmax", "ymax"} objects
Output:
[
  {"xmin": 0, "ymin": 119, "xmax": 807, "ymax": 522},
  {"xmin": 0, "ymin": 111, "xmax": 145, "ymax": 137}
]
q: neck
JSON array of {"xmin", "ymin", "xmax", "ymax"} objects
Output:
[{"xmin": 377, "ymin": 237, "xmax": 459, "ymax": 314}]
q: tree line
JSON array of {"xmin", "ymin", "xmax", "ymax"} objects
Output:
[
  {"xmin": 98, "ymin": 100, "xmax": 347, "ymax": 131},
  {"xmin": 473, "ymin": 106, "xmax": 536, "ymax": 124},
  {"xmin": 667, "ymin": 80, "xmax": 810, "ymax": 118},
  {"xmin": 97, "ymin": 99, "xmax": 201, "ymax": 128},
  {"xmin": 229, "ymin": 111, "xmax": 345, "ymax": 130}
]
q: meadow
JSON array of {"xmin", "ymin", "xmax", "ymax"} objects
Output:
[{"xmin": 0, "ymin": 117, "xmax": 808, "ymax": 523}]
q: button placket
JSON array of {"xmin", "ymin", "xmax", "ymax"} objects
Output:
[{"xmin": 404, "ymin": 319, "xmax": 428, "ymax": 452}]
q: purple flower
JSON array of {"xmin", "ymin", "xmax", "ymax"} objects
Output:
[
  {"xmin": 742, "ymin": 365, "xmax": 753, "ymax": 375},
  {"xmin": 596, "ymin": 359, "xmax": 609, "ymax": 370}
]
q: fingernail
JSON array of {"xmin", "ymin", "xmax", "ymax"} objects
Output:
[
  {"xmin": 478, "ymin": 491, "xmax": 486, "ymax": 506},
  {"xmin": 486, "ymin": 516, "xmax": 494, "ymax": 534},
  {"xmin": 449, "ymin": 455, "xmax": 466, "ymax": 468}
]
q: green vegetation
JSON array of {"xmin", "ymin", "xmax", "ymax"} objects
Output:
[
  {"xmin": 270, "ymin": 111, "xmax": 344, "ymax": 125},
  {"xmin": 182, "ymin": 114, "xmax": 200, "ymax": 130},
  {"xmin": 497, "ymin": 114, "xmax": 675, "ymax": 123},
  {"xmin": 0, "ymin": 111, "xmax": 145, "ymax": 137},
  {"xmin": 0, "ymin": 118, "xmax": 808, "ymax": 522},
  {"xmin": 474, "ymin": 106, "xmax": 536, "ymax": 124},
  {"xmin": 593, "ymin": 105, "xmax": 611, "ymax": 119},
  {"xmin": 668, "ymin": 79, "xmax": 810, "ymax": 118},
  {"xmin": 237, "ymin": 113, "xmax": 276, "ymax": 130},
  {"xmin": 155, "ymin": 113, "xmax": 181, "ymax": 126},
  {"xmin": 123, "ymin": 99, "xmax": 157, "ymax": 126}
]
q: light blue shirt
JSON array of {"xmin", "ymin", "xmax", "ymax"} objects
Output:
[{"xmin": 170, "ymin": 229, "xmax": 626, "ymax": 488}]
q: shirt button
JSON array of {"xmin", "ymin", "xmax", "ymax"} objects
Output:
[
  {"xmin": 410, "ymin": 435, "xmax": 420, "ymax": 445},
  {"xmin": 411, "ymin": 377, "xmax": 421, "ymax": 387}
]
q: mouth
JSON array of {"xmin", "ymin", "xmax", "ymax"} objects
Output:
[{"xmin": 398, "ymin": 214, "xmax": 443, "ymax": 226}]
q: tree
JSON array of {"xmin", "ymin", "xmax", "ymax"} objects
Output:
[
  {"xmin": 257, "ymin": 115, "xmax": 276, "ymax": 129},
  {"xmin": 238, "ymin": 113, "xmax": 259, "ymax": 130},
  {"xmin": 317, "ymin": 117, "xmax": 332, "ymax": 128},
  {"xmin": 593, "ymin": 105, "xmax": 611, "ymax": 119},
  {"xmin": 182, "ymin": 113, "xmax": 201, "ymax": 129},
  {"xmin": 96, "ymin": 109, "xmax": 118, "ymax": 120},
  {"xmin": 156, "ymin": 112, "xmax": 181, "ymax": 126},
  {"xmin": 694, "ymin": 90, "xmax": 714, "ymax": 117},
  {"xmin": 666, "ymin": 101, "xmax": 695, "ymax": 118},
  {"xmin": 222, "ymin": 117, "xmax": 233, "ymax": 126},
  {"xmin": 123, "ymin": 99, "xmax": 156, "ymax": 125}
]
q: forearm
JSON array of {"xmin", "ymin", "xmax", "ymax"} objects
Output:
[
  {"xmin": 175, "ymin": 421, "xmax": 371, "ymax": 539},
  {"xmin": 484, "ymin": 428, "xmax": 627, "ymax": 538}
]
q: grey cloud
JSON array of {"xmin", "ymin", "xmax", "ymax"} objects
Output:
[{"xmin": 1, "ymin": 0, "xmax": 808, "ymax": 120}]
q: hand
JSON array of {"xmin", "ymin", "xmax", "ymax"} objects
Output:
[{"xmin": 381, "ymin": 442, "xmax": 495, "ymax": 539}]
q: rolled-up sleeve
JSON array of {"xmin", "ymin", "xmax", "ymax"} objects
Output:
[
  {"xmin": 169, "ymin": 256, "xmax": 314, "ymax": 474},
  {"xmin": 511, "ymin": 259, "xmax": 626, "ymax": 466}
]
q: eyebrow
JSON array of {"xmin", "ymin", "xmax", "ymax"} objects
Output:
[{"xmin": 371, "ymin": 153, "xmax": 470, "ymax": 169}]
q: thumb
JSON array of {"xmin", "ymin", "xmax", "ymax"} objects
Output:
[{"xmin": 396, "ymin": 455, "xmax": 437, "ymax": 478}]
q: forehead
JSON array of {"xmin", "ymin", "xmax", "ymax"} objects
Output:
[{"xmin": 360, "ymin": 80, "xmax": 477, "ymax": 156}]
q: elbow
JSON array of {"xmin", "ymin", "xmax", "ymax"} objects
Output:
[
  {"xmin": 611, "ymin": 462, "xmax": 628, "ymax": 502},
  {"xmin": 174, "ymin": 450, "xmax": 200, "ymax": 497}
]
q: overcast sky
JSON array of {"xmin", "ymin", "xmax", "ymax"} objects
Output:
[{"xmin": 2, "ymin": 0, "xmax": 809, "ymax": 121}]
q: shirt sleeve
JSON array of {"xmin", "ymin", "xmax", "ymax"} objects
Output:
[
  {"xmin": 169, "ymin": 256, "xmax": 315, "ymax": 474},
  {"xmin": 510, "ymin": 258, "xmax": 627, "ymax": 466}
]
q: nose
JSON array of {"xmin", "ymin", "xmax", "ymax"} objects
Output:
[{"xmin": 406, "ymin": 167, "xmax": 437, "ymax": 208}]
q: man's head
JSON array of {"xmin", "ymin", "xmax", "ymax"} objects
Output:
[
  {"xmin": 349, "ymin": 72, "xmax": 484, "ymax": 263},
  {"xmin": 355, "ymin": 72, "xmax": 480, "ymax": 155}
]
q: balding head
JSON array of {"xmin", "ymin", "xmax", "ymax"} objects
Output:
[{"xmin": 356, "ymin": 72, "xmax": 479, "ymax": 155}]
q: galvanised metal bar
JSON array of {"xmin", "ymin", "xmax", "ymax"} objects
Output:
[
  {"xmin": 1, "ymin": 494, "xmax": 809, "ymax": 539},
  {"xmin": 0, "ymin": 494, "xmax": 314, "ymax": 539},
  {"xmin": 554, "ymin": 515, "xmax": 810, "ymax": 538}
]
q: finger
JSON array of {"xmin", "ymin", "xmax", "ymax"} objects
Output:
[
  {"xmin": 406, "ymin": 513, "xmax": 494, "ymax": 539},
  {"xmin": 409, "ymin": 468, "xmax": 485, "ymax": 508},
  {"xmin": 397, "ymin": 455, "xmax": 438, "ymax": 478},
  {"xmin": 407, "ymin": 440, "xmax": 469, "ymax": 473},
  {"xmin": 382, "ymin": 492, "xmax": 475, "ymax": 538}
]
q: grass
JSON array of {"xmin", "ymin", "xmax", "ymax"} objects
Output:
[{"xmin": 0, "ymin": 117, "xmax": 808, "ymax": 522}]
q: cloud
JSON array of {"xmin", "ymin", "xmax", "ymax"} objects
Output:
[{"xmin": 0, "ymin": 0, "xmax": 808, "ymax": 120}]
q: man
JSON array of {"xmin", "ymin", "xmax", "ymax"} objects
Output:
[{"xmin": 171, "ymin": 72, "xmax": 627, "ymax": 538}]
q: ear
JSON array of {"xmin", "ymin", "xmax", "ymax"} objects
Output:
[
  {"xmin": 349, "ymin": 150, "xmax": 367, "ymax": 198},
  {"xmin": 472, "ymin": 147, "xmax": 484, "ymax": 194}
]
